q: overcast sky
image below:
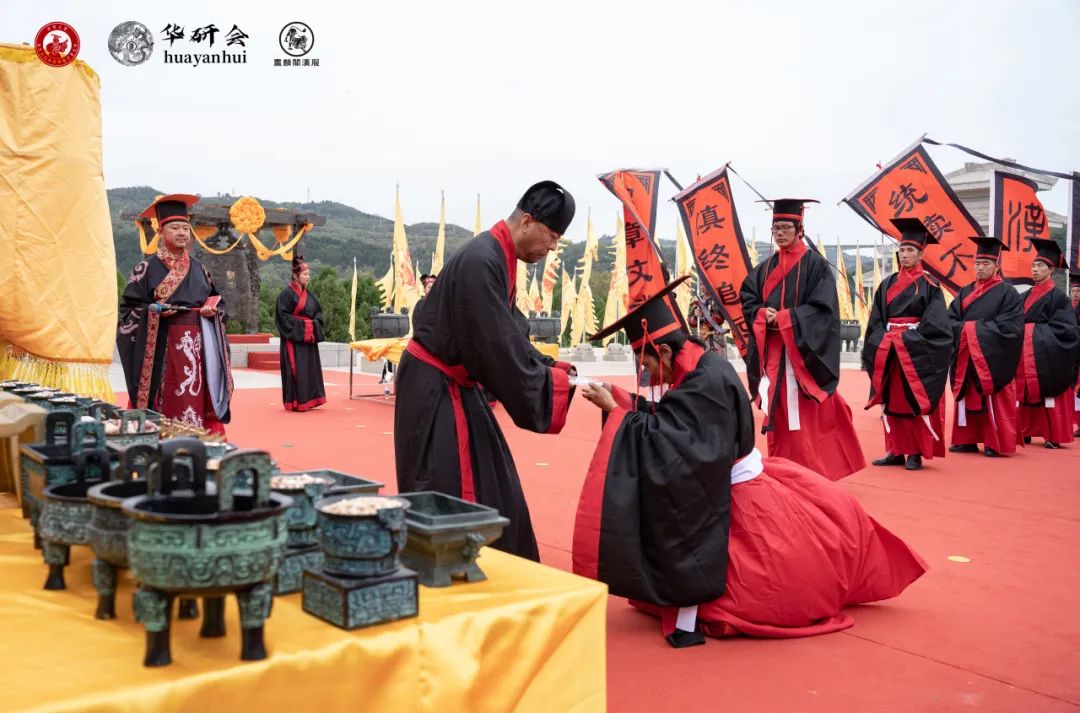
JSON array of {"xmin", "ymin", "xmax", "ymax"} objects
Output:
[{"xmin": 6, "ymin": 0, "xmax": 1079, "ymax": 248}]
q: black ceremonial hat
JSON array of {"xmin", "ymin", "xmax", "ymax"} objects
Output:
[
  {"xmin": 756, "ymin": 197, "xmax": 819, "ymax": 225},
  {"xmin": 518, "ymin": 180, "xmax": 576, "ymax": 235},
  {"xmin": 1029, "ymin": 238, "xmax": 1066, "ymax": 269},
  {"xmin": 891, "ymin": 217, "xmax": 939, "ymax": 249},
  {"xmin": 588, "ymin": 276, "xmax": 690, "ymax": 350},
  {"xmin": 968, "ymin": 236, "xmax": 1007, "ymax": 260},
  {"xmin": 139, "ymin": 194, "xmax": 198, "ymax": 226}
]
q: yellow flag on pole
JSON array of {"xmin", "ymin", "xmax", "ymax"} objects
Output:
[
  {"xmin": 540, "ymin": 241, "xmax": 562, "ymax": 315},
  {"xmin": 391, "ymin": 187, "xmax": 420, "ymax": 314},
  {"xmin": 432, "ymin": 190, "xmax": 446, "ymax": 274},
  {"xmin": 674, "ymin": 220, "xmax": 694, "ymax": 318},
  {"xmin": 835, "ymin": 238, "xmax": 855, "ymax": 321},
  {"xmin": 474, "ymin": 194, "xmax": 482, "ymax": 236},
  {"xmin": 560, "ymin": 268, "xmax": 576, "ymax": 339},
  {"xmin": 601, "ymin": 216, "xmax": 629, "ymax": 345}
]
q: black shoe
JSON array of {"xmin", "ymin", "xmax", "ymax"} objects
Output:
[
  {"xmin": 984, "ymin": 447, "xmax": 999, "ymax": 458},
  {"xmin": 904, "ymin": 455, "xmax": 923, "ymax": 470},
  {"xmin": 949, "ymin": 444, "xmax": 979, "ymax": 453},
  {"xmin": 1045, "ymin": 441, "xmax": 1062, "ymax": 449},
  {"xmin": 1023, "ymin": 437, "xmax": 1032, "ymax": 445},
  {"xmin": 666, "ymin": 627, "xmax": 706, "ymax": 649},
  {"xmin": 872, "ymin": 454, "xmax": 906, "ymax": 466}
]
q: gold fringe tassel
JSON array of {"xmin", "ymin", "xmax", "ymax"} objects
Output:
[{"xmin": 0, "ymin": 344, "xmax": 115, "ymax": 403}]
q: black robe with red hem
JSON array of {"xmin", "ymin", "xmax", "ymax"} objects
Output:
[
  {"xmin": 947, "ymin": 276, "xmax": 1024, "ymax": 404},
  {"xmin": 1017, "ymin": 281, "xmax": 1080, "ymax": 404},
  {"xmin": 573, "ymin": 341, "xmax": 751, "ymax": 607},
  {"xmin": 394, "ymin": 221, "xmax": 573, "ymax": 561},
  {"xmin": 276, "ymin": 282, "xmax": 326, "ymax": 412}
]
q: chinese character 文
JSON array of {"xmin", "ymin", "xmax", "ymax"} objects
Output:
[
  {"xmin": 161, "ymin": 24, "xmax": 185, "ymax": 46},
  {"xmin": 225, "ymin": 25, "xmax": 249, "ymax": 47},
  {"xmin": 888, "ymin": 183, "xmax": 929, "ymax": 218},
  {"xmin": 626, "ymin": 258, "xmax": 653, "ymax": 287},
  {"xmin": 695, "ymin": 204, "xmax": 725, "ymax": 234},
  {"xmin": 191, "ymin": 24, "xmax": 219, "ymax": 46},
  {"xmin": 941, "ymin": 243, "xmax": 974, "ymax": 280},
  {"xmin": 697, "ymin": 244, "xmax": 730, "ymax": 271},
  {"xmin": 922, "ymin": 213, "xmax": 954, "ymax": 240}
]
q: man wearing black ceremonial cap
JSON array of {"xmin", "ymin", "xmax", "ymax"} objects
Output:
[
  {"xmin": 861, "ymin": 218, "xmax": 954, "ymax": 470},
  {"xmin": 1015, "ymin": 239, "xmax": 1080, "ymax": 448},
  {"xmin": 739, "ymin": 198, "xmax": 865, "ymax": 480},
  {"xmin": 394, "ymin": 181, "xmax": 578, "ymax": 561},
  {"xmin": 947, "ymin": 236, "xmax": 1024, "ymax": 456},
  {"xmin": 117, "ymin": 195, "xmax": 232, "ymax": 434},
  {"xmin": 572, "ymin": 277, "xmax": 926, "ymax": 648}
]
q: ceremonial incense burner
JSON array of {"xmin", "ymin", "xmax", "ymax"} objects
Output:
[
  {"xmin": 122, "ymin": 441, "xmax": 291, "ymax": 667},
  {"xmin": 85, "ymin": 443, "xmax": 199, "ymax": 621},
  {"xmin": 20, "ymin": 414, "xmax": 108, "ymax": 544},
  {"xmin": 398, "ymin": 491, "xmax": 509, "ymax": 587},
  {"xmin": 302, "ymin": 494, "xmax": 418, "ymax": 630},
  {"xmin": 39, "ymin": 445, "xmax": 112, "ymax": 590}
]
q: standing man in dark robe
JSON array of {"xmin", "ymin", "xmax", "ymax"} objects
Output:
[
  {"xmin": 574, "ymin": 278, "xmax": 926, "ymax": 648},
  {"xmin": 1070, "ymin": 270, "xmax": 1080, "ymax": 437},
  {"xmin": 394, "ymin": 181, "xmax": 577, "ymax": 561},
  {"xmin": 117, "ymin": 195, "xmax": 232, "ymax": 434},
  {"xmin": 276, "ymin": 252, "xmax": 326, "ymax": 412},
  {"xmin": 948, "ymin": 237, "xmax": 1024, "ymax": 457},
  {"xmin": 862, "ymin": 219, "xmax": 954, "ymax": 470},
  {"xmin": 739, "ymin": 198, "xmax": 865, "ymax": 480},
  {"xmin": 1016, "ymin": 240, "xmax": 1079, "ymax": 448}
]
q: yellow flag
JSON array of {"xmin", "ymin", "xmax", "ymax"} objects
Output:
[
  {"xmin": 375, "ymin": 261, "xmax": 394, "ymax": 309},
  {"xmin": 516, "ymin": 261, "xmax": 531, "ymax": 314},
  {"xmin": 748, "ymin": 228, "xmax": 760, "ymax": 266},
  {"xmin": 571, "ymin": 280, "xmax": 595, "ymax": 345},
  {"xmin": 835, "ymin": 238, "xmax": 855, "ymax": 321},
  {"xmin": 474, "ymin": 194, "xmax": 482, "ymax": 236},
  {"xmin": 674, "ymin": 221, "xmax": 694, "ymax": 318},
  {"xmin": 349, "ymin": 257, "xmax": 358, "ymax": 342},
  {"xmin": 853, "ymin": 243, "xmax": 868, "ymax": 331},
  {"xmin": 601, "ymin": 216, "xmax": 629, "ymax": 345},
  {"xmin": 540, "ymin": 240, "xmax": 562, "ymax": 315},
  {"xmin": 578, "ymin": 210, "xmax": 598, "ymax": 283},
  {"xmin": 432, "ymin": 190, "xmax": 446, "ymax": 274},
  {"xmin": 560, "ymin": 268, "xmax": 576, "ymax": 339},
  {"xmin": 391, "ymin": 187, "xmax": 419, "ymax": 313},
  {"xmin": 528, "ymin": 269, "xmax": 542, "ymax": 314}
]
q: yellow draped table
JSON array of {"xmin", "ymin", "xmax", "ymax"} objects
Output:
[{"xmin": 0, "ymin": 508, "xmax": 606, "ymax": 713}]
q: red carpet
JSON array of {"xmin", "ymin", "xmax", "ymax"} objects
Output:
[{"xmin": 128, "ymin": 369, "xmax": 1080, "ymax": 712}]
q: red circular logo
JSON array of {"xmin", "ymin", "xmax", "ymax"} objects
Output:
[{"xmin": 35, "ymin": 22, "xmax": 81, "ymax": 67}]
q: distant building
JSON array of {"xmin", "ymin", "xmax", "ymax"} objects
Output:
[{"xmin": 943, "ymin": 160, "xmax": 1066, "ymax": 233}]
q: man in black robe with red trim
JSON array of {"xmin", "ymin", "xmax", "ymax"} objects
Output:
[
  {"xmin": 117, "ymin": 195, "xmax": 232, "ymax": 434},
  {"xmin": 1016, "ymin": 239, "xmax": 1080, "ymax": 448},
  {"xmin": 1071, "ymin": 270, "xmax": 1080, "ymax": 437},
  {"xmin": 276, "ymin": 253, "xmax": 326, "ymax": 412},
  {"xmin": 394, "ymin": 181, "xmax": 577, "ymax": 561},
  {"xmin": 948, "ymin": 237, "xmax": 1024, "ymax": 457},
  {"xmin": 739, "ymin": 198, "xmax": 865, "ymax": 480},
  {"xmin": 862, "ymin": 218, "xmax": 954, "ymax": 470}
]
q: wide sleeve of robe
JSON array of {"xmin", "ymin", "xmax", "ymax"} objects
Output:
[
  {"xmin": 116, "ymin": 259, "xmax": 155, "ymax": 400},
  {"xmin": 774, "ymin": 255, "xmax": 841, "ymax": 401},
  {"xmin": 455, "ymin": 251, "xmax": 573, "ymax": 434},
  {"xmin": 1024, "ymin": 290, "xmax": 1080, "ymax": 400}
]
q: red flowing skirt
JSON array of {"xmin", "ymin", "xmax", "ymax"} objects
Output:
[
  {"xmin": 1019, "ymin": 391, "xmax": 1075, "ymax": 444},
  {"xmin": 766, "ymin": 372, "xmax": 866, "ymax": 481},
  {"xmin": 950, "ymin": 381, "xmax": 1019, "ymax": 455},
  {"xmin": 632, "ymin": 456, "xmax": 927, "ymax": 638}
]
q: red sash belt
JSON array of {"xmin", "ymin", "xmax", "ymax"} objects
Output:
[{"xmin": 405, "ymin": 339, "xmax": 478, "ymax": 502}]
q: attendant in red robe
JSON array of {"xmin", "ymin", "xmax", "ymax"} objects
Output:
[
  {"xmin": 1016, "ymin": 240, "xmax": 1080, "ymax": 447},
  {"xmin": 862, "ymin": 219, "xmax": 953, "ymax": 470},
  {"xmin": 574, "ymin": 280, "xmax": 926, "ymax": 646},
  {"xmin": 947, "ymin": 237, "xmax": 1024, "ymax": 457},
  {"xmin": 739, "ymin": 198, "xmax": 865, "ymax": 480},
  {"xmin": 117, "ymin": 195, "xmax": 232, "ymax": 435}
]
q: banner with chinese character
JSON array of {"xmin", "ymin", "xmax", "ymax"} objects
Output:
[
  {"xmin": 598, "ymin": 169, "xmax": 668, "ymax": 306},
  {"xmin": 843, "ymin": 142, "xmax": 984, "ymax": 294},
  {"xmin": 1066, "ymin": 172, "xmax": 1079, "ymax": 272},
  {"xmin": 989, "ymin": 171, "xmax": 1050, "ymax": 284},
  {"xmin": 672, "ymin": 167, "xmax": 752, "ymax": 354}
]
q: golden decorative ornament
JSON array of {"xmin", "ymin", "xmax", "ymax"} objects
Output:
[{"xmin": 229, "ymin": 196, "xmax": 266, "ymax": 235}]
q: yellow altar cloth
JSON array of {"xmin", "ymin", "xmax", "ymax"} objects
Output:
[
  {"xmin": 0, "ymin": 508, "xmax": 606, "ymax": 713},
  {"xmin": 350, "ymin": 339, "xmax": 560, "ymax": 367}
]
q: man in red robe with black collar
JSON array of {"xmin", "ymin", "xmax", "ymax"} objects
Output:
[
  {"xmin": 739, "ymin": 198, "xmax": 865, "ymax": 480},
  {"xmin": 947, "ymin": 237, "xmax": 1024, "ymax": 457},
  {"xmin": 117, "ymin": 195, "xmax": 232, "ymax": 434},
  {"xmin": 862, "ymin": 219, "xmax": 954, "ymax": 470},
  {"xmin": 394, "ymin": 181, "xmax": 577, "ymax": 561},
  {"xmin": 1016, "ymin": 239, "xmax": 1080, "ymax": 448}
]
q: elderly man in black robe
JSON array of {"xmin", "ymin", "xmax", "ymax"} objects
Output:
[{"xmin": 394, "ymin": 181, "xmax": 577, "ymax": 560}]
